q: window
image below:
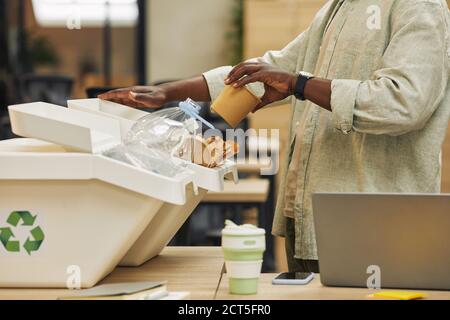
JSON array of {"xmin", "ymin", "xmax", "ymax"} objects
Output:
[{"xmin": 31, "ymin": 0, "xmax": 138, "ymax": 28}]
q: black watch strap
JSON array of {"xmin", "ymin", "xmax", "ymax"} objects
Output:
[{"xmin": 294, "ymin": 73, "xmax": 314, "ymax": 101}]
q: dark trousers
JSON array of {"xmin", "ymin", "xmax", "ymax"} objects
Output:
[{"xmin": 285, "ymin": 218, "xmax": 320, "ymax": 273}]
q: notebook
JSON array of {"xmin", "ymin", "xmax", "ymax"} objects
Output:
[{"xmin": 59, "ymin": 281, "xmax": 168, "ymax": 300}]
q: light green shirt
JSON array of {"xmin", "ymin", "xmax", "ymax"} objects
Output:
[{"xmin": 203, "ymin": 0, "xmax": 450, "ymax": 260}]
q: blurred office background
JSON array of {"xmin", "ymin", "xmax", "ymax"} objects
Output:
[{"xmin": 0, "ymin": 0, "xmax": 449, "ymax": 272}]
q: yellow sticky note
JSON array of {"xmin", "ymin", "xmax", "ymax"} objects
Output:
[{"xmin": 373, "ymin": 291, "xmax": 427, "ymax": 300}]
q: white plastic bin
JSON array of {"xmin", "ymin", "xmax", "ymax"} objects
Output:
[
  {"xmin": 67, "ymin": 98, "xmax": 239, "ymax": 266},
  {"xmin": 68, "ymin": 98, "xmax": 148, "ymax": 138},
  {"xmin": 0, "ymin": 102, "xmax": 198, "ymax": 288}
]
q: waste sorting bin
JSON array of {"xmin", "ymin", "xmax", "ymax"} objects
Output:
[
  {"xmin": 68, "ymin": 99, "xmax": 238, "ymax": 266},
  {"xmin": 0, "ymin": 100, "xmax": 238, "ymax": 288}
]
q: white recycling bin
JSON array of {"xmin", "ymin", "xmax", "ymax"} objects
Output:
[
  {"xmin": 0, "ymin": 100, "xmax": 238, "ymax": 287},
  {"xmin": 0, "ymin": 102, "xmax": 212, "ymax": 288},
  {"xmin": 67, "ymin": 98, "xmax": 239, "ymax": 266}
]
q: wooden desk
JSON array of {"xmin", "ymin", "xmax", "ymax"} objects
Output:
[
  {"xmin": 3, "ymin": 247, "xmax": 448, "ymax": 300},
  {"xmin": 0, "ymin": 247, "xmax": 224, "ymax": 300},
  {"xmin": 216, "ymin": 274, "xmax": 450, "ymax": 300}
]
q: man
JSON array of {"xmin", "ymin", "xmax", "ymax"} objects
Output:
[{"xmin": 100, "ymin": 0, "xmax": 450, "ymax": 273}]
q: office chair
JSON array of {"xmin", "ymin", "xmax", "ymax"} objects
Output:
[
  {"xmin": 18, "ymin": 74, "xmax": 73, "ymax": 107},
  {"xmin": 0, "ymin": 79, "xmax": 12, "ymax": 140}
]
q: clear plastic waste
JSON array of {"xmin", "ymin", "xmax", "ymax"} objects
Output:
[
  {"xmin": 103, "ymin": 144, "xmax": 184, "ymax": 177},
  {"xmin": 103, "ymin": 99, "xmax": 216, "ymax": 177},
  {"xmin": 178, "ymin": 135, "xmax": 239, "ymax": 168}
]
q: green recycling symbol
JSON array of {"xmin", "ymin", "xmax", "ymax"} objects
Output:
[{"xmin": 0, "ymin": 211, "xmax": 45, "ymax": 255}]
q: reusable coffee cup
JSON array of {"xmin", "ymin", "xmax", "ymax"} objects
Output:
[
  {"xmin": 211, "ymin": 85, "xmax": 261, "ymax": 128},
  {"xmin": 221, "ymin": 220, "xmax": 266, "ymax": 295}
]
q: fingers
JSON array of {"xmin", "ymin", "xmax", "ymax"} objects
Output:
[
  {"xmin": 129, "ymin": 91, "xmax": 149, "ymax": 103},
  {"xmin": 127, "ymin": 100, "xmax": 149, "ymax": 109},
  {"xmin": 96, "ymin": 86, "xmax": 152, "ymax": 109},
  {"xmin": 227, "ymin": 61, "xmax": 258, "ymax": 79},
  {"xmin": 108, "ymin": 97, "xmax": 138, "ymax": 108},
  {"xmin": 102, "ymin": 96, "xmax": 125, "ymax": 105},
  {"xmin": 130, "ymin": 86, "xmax": 152, "ymax": 93},
  {"xmin": 99, "ymin": 86, "xmax": 165, "ymax": 109},
  {"xmin": 251, "ymin": 90, "xmax": 275, "ymax": 113},
  {"xmin": 225, "ymin": 62, "xmax": 262, "ymax": 85},
  {"xmin": 228, "ymin": 61, "xmax": 260, "ymax": 78},
  {"xmin": 252, "ymin": 101, "xmax": 269, "ymax": 113},
  {"xmin": 252, "ymin": 93, "xmax": 271, "ymax": 113},
  {"xmin": 107, "ymin": 97, "xmax": 125, "ymax": 105},
  {"xmin": 98, "ymin": 88, "xmax": 130, "ymax": 100},
  {"xmin": 130, "ymin": 100, "xmax": 150, "ymax": 109},
  {"xmin": 232, "ymin": 72, "xmax": 264, "ymax": 88},
  {"xmin": 129, "ymin": 91, "xmax": 162, "ymax": 109},
  {"xmin": 98, "ymin": 86, "xmax": 154, "ymax": 101}
]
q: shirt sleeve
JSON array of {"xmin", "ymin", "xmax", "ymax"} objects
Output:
[
  {"xmin": 331, "ymin": 1, "xmax": 449, "ymax": 136},
  {"xmin": 202, "ymin": 66, "xmax": 233, "ymax": 102},
  {"xmin": 203, "ymin": 27, "xmax": 310, "ymax": 102}
]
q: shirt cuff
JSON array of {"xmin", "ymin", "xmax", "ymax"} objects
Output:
[
  {"xmin": 330, "ymin": 79, "xmax": 361, "ymax": 134},
  {"xmin": 202, "ymin": 66, "xmax": 232, "ymax": 101}
]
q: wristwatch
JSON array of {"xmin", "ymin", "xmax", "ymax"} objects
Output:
[{"xmin": 294, "ymin": 71, "xmax": 315, "ymax": 101}]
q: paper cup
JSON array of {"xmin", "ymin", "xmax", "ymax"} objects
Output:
[{"xmin": 211, "ymin": 85, "xmax": 261, "ymax": 128}]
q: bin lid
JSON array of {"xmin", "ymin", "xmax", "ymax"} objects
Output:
[
  {"xmin": 0, "ymin": 138, "xmax": 197, "ymax": 205},
  {"xmin": 68, "ymin": 98, "xmax": 148, "ymax": 122},
  {"xmin": 8, "ymin": 102, "xmax": 122, "ymax": 154},
  {"xmin": 68, "ymin": 99, "xmax": 149, "ymax": 138}
]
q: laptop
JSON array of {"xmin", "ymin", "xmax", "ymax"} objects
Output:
[{"xmin": 312, "ymin": 193, "xmax": 450, "ymax": 290}]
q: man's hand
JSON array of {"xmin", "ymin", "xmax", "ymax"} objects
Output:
[
  {"xmin": 98, "ymin": 86, "xmax": 168, "ymax": 109},
  {"xmin": 225, "ymin": 62, "xmax": 297, "ymax": 111},
  {"xmin": 98, "ymin": 76, "xmax": 212, "ymax": 109}
]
